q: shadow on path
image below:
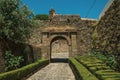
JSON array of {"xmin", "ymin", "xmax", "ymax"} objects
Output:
[{"xmin": 50, "ymin": 58, "xmax": 68, "ymax": 63}]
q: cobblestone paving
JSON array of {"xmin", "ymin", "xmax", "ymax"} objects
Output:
[
  {"xmin": 52, "ymin": 52, "xmax": 69, "ymax": 58},
  {"xmin": 26, "ymin": 63, "xmax": 76, "ymax": 80}
]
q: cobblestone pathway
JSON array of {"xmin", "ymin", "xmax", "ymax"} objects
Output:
[
  {"xmin": 51, "ymin": 52, "xmax": 69, "ymax": 58},
  {"xmin": 26, "ymin": 63, "xmax": 76, "ymax": 80}
]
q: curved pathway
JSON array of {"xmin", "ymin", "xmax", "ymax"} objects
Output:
[{"xmin": 26, "ymin": 63, "xmax": 76, "ymax": 80}]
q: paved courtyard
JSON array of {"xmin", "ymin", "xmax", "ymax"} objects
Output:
[{"xmin": 26, "ymin": 63, "xmax": 76, "ymax": 80}]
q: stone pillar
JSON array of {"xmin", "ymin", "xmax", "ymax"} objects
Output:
[
  {"xmin": 47, "ymin": 45, "xmax": 51, "ymax": 62},
  {"xmin": 71, "ymin": 33, "xmax": 77, "ymax": 56},
  {"xmin": 42, "ymin": 33, "xmax": 48, "ymax": 45},
  {"xmin": 41, "ymin": 33, "xmax": 49, "ymax": 59},
  {"xmin": 69, "ymin": 45, "xmax": 72, "ymax": 57},
  {"xmin": 41, "ymin": 45, "xmax": 49, "ymax": 59}
]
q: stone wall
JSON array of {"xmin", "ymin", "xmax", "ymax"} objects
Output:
[
  {"xmin": 52, "ymin": 15, "xmax": 80, "ymax": 22},
  {"xmin": 29, "ymin": 27, "xmax": 42, "ymax": 45},
  {"xmin": 48, "ymin": 9, "xmax": 81, "ymax": 26},
  {"xmin": 77, "ymin": 20, "xmax": 96, "ymax": 55},
  {"xmin": 93, "ymin": 0, "xmax": 120, "ymax": 54},
  {"xmin": 29, "ymin": 19, "xmax": 96, "ymax": 56},
  {"xmin": 31, "ymin": 45, "xmax": 42, "ymax": 60}
]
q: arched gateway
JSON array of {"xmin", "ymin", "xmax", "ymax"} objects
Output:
[{"xmin": 41, "ymin": 26, "xmax": 78, "ymax": 60}]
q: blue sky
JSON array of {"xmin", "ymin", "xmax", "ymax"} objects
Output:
[{"xmin": 22, "ymin": 0, "xmax": 108, "ymax": 19}]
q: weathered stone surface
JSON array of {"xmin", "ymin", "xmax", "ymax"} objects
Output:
[
  {"xmin": 26, "ymin": 63, "xmax": 76, "ymax": 80},
  {"xmin": 93, "ymin": 0, "xmax": 120, "ymax": 54},
  {"xmin": 28, "ymin": 10, "xmax": 97, "ymax": 57},
  {"xmin": 93, "ymin": 0, "xmax": 120, "ymax": 71},
  {"xmin": 49, "ymin": 8, "xmax": 80, "ymax": 25},
  {"xmin": 29, "ymin": 27, "xmax": 42, "ymax": 45},
  {"xmin": 77, "ymin": 25, "xmax": 94, "ymax": 55}
]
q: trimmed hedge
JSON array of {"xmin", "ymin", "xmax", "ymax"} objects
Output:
[
  {"xmin": 0, "ymin": 59, "xmax": 49, "ymax": 80},
  {"xmin": 69, "ymin": 58, "xmax": 98, "ymax": 80},
  {"xmin": 76, "ymin": 55, "xmax": 120, "ymax": 80}
]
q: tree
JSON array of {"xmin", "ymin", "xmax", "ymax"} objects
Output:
[
  {"xmin": 33, "ymin": 14, "xmax": 49, "ymax": 20},
  {"xmin": 0, "ymin": 0, "xmax": 34, "ymax": 43}
]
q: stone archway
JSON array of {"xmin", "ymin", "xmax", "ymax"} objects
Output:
[
  {"xmin": 41, "ymin": 26, "xmax": 78, "ymax": 60},
  {"xmin": 49, "ymin": 35, "xmax": 71, "ymax": 60}
]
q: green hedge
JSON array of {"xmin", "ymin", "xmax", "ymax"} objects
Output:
[
  {"xmin": 69, "ymin": 58, "xmax": 98, "ymax": 80},
  {"xmin": 0, "ymin": 59, "xmax": 49, "ymax": 80},
  {"xmin": 34, "ymin": 14, "xmax": 49, "ymax": 20},
  {"xmin": 76, "ymin": 55, "xmax": 120, "ymax": 80}
]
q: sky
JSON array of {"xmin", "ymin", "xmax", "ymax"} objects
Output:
[{"xmin": 22, "ymin": 0, "xmax": 108, "ymax": 19}]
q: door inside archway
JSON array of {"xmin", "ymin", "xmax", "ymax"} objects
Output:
[{"xmin": 50, "ymin": 37, "xmax": 69, "ymax": 60}]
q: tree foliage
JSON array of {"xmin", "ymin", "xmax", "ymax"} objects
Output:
[
  {"xmin": 33, "ymin": 14, "xmax": 49, "ymax": 20},
  {"xmin": 0, "ymin": 0, "xmax": 34, "ymax": 43}
]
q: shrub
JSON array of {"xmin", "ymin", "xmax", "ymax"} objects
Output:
[
  {"xmin": 69, "ymin": 58, "xmax": 98, "ymax": 80},
  {"xmin": 0, "ymin": 59, "xmax": 49, "ymax": 80},
  {"xmin": 23, "ymin": 46, "xmax": 33, "ymax": 64},
  {"xmin": 90, "ymin": 49, "xmax": 117, "ymax": 70},
  {"xmin": 4, "ymin": 51, "xmax": 24, "ymax": 71},
  {"xmin": 105, "ymin": 55, "xmax": 117, "ymax": 70},
  {"xmin": 34, "ymin": 14, "xmax": 49, "ymax": 20},
  {"xmin": 76, "ymin": 55, "xmax": 120, "ymax": 80}
]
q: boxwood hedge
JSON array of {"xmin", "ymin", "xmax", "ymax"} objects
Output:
[
  {"xmin": 75, "ymin": 55, "xmax": 120, "ymax": 80},
  {"xmin": 69, "ymin": 58, "xmax": 98, "ymax": 80},
  {"xmin": 0, "ymin": 59, "xmax": 49, "ymax": 80}
]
